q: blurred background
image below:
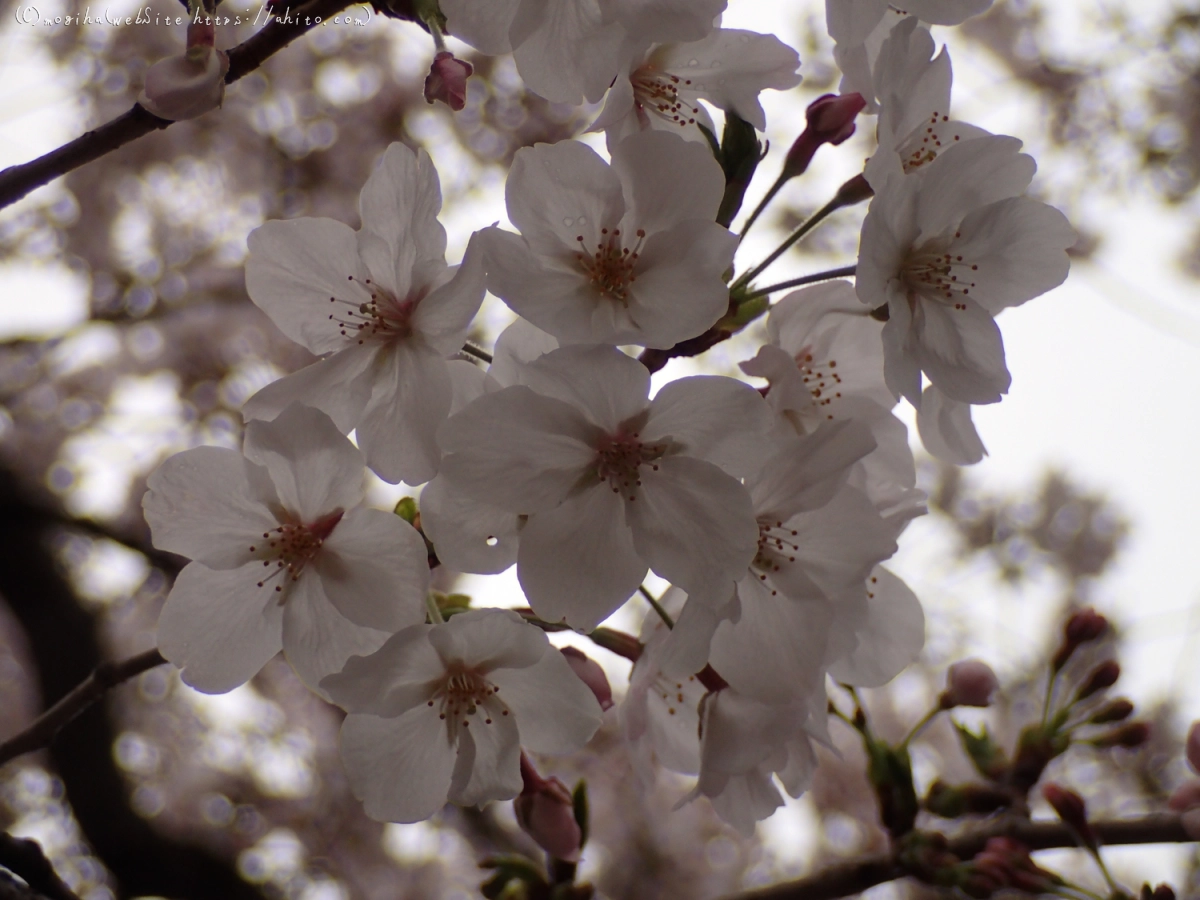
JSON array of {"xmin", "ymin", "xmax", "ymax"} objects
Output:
[{"xmin": 0, "ymin": 0, "xmax": 1198, "ymax": 897}]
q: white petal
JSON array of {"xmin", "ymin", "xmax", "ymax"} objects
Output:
[
  {"xmin": 315, "ymin": 507, "xmax": 430, "ymax": 631},
  {"xmin": 441, "ymin": 0, "xmax": 519, "ymax": 54},
  {"xmin": 246, "ymin": 218, "xmax": 368, "ymax": 356},
  {"xmin": 913, "ymin": 297, "xmax": 1010, "ymax": 404},
  {"xmin": 907, "ymin": 0, "xmax": 992, "ymax": 25},
  {"xmin": 488, "ymin": 648, "xmax": 604, "ymax": 754},
  {"xmin": 156, "ymin": 562, "xmax": 283, "ymax": 694},
  {"xmin": 611, "ymin": 131, "xmax": 726, "ymax": 235},
  {"xmin": 419, "ymin": 474, "xmax": 520, "ymax": 575},
  {"xmin": 828, "ymin": 566, "xmax": 925, "ymax": 686},
  {"xmin": 511, "ymin": 0, "xmax": 626, "ymax": 104},
  {"xmin": 447, "ymin": 698, "xmax": 523, "ymax": 806},
  {"xmin": 518, "ymin": 345, "xmax": 650, "ymax": 433},
  {"xmin": 657, "ymin": 584, "xmax": 739, "ymax": 677},
  {"xmin": 488, "ymin": 317, "xmax": 560, "ymax": 388},
  {"xmin": 282, "ymin": 572, "xmax": 390, "ymax": 695},
  {"xmin": 708, "ymin": 768, "xmax": 784, "ymax": 835},
  {"xmin": 517, "ymin": 486, "xmax": 647, "ymax": 629},
  {"xmin": 917, "ymin": 384, "xmax": 986, "ymax": 465},
  {"xmin": 357, "ymin": 343, "xmax": 453, "ymax": 485},
  {"xmin": 320, "ymin": 623, "xmax": 441, "ymax": 715},
  {"xmin": 612, "ymin": 0, "xmax": 726, "ymax": 43},
  {"xmin": 951, "ymin": 196, "xmax": 1075, "ymax": 315},
  {"xmin": 826, "ymin": 0, "xmax": 887, "ymax": 45},
  {"xmin": 438, "ymin": 387, "xmax": 598, "ymax": 513},
  {"xmin": 357, "ymin": 144, "xmax": 447, "ymax": 298},
  {"xmin": 412, "ymin": 234, "xmax": 488, "ymax": 357},
  {"xmin": 505, "ymin": 141, "xmax": 624, "ymax": 259},
  {"xmin": 243, "ymin": 404, "xmax": 366, "ymax": 522},
  {"xmin": 241, "ymin": 343, "xmax": 377, "ymax": 434},
  {"xmin": 447, "ymin": 359, "xmax": 488, "ymax": 414},
  {"xmin": 623, "ymin": 220, "xmax": 738, "ymax": 349},
  {"xmin": 880, "ymin": 297, "xmax": 922, "ymax": 405},
  {"xmin": 748, "ymin": 421, "xmax": 876, "ymax": 522},
  {"xmin": 642, "ymin": 376, "xmax": 772, "ymax": 477},
  {"xmin": 913, "ymin": 135, "xmax": 1035, "ymax": 238},
  {"xmin": 427, "ymin": 608, "xmax": 547, "ymax": 672},
  {"xmin": 629, "ymin": 455, "xmax": 758, "ymax": 595},
  {"xmin": 144, "ymin": 446, "xmax": 278, "ymax": 569},
  {"xmin": 340, "ymin": 708, "xmax": 455, "ymax": 823}
]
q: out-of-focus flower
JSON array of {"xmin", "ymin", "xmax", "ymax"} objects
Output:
[
  {"xmin": 515, "ymin": 756, "xmax": 582, "ymax": 860},
  {"xmin": 940, "ymin": 659, "xmax": 998, "ymax": 708},
  {"xmin": 138, "ymin": 45, "xmax": 229, "ymax": 121}
]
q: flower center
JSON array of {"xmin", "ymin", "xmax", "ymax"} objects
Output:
[
  {"xmin": 249, "ymin": 509, "xmax": 344, "ymax": 598},
  {"xmin": 900, "ymin": 111, "xmax": 965, "ymax": 172},
  {"xmin": 794, "ymin": 348, "xmax": 843, "ymax": 421},
  {"xmin": 901, "ymin": 239, "xmax": 978, "ymax": 310},
  {"xmin": 430, "ymin": 664, "xmax": 508, "ymax": 728},
  {"xmin": 752, "ymin": 519, "xmax": 799, "ymax": 597},
  {"xmin": 327, "ymin": 275, "xmax": 419, "ymax": 345},
  {"xmin": 575, "ymin": 227, "xmax": 647, "ymax": 305},
  {"xmin": 594, "ymin": 429, "xmax": 670, "ymax": 501},
  {"xmin": 630, "ymin": 65, "xmax": 698, "ymax": 129}
]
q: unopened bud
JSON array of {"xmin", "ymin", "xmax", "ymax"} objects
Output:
[
  {"xmin": 1042, "ymin": 783, "xmax": 1095, "ymax": 849},
  {"xmin": 1075, "ymin": 660, "xmax": 1120, "ymax": 701},
  {"xmin": 941, "ymin": 659, "xmax": 999, "ymax": 708},
  {"xmin": 1053, "ymin": 608, "xmax": 1108, "ymax": 670},
  {"xmin": 783, "ymin": 93, "xmax": 866, "ymax": 178},
  {"xmin": 1140, "ymin": 885, "xmax": 1177, "ymax": 900},
  {"xmin": 1187, "ymin": 721, "xmax": 1200, "ymax": 774},
  {"xmin": 1089, "ymin": 698, "xmax": 1134, "ymax": 724},
  {"xmin": 1092, "ymin": 721, "xmax": 1151, "ymax": 749},
  {"xmin": 1167, "ymin": 781, "xmax": 1200, "ymax": 812},
  {"xmin": 515, "ymin": 756, "xmax": 582, "ymax": 861},
  {"xmin": 138, "ymin": 46, "xmax": 229, "ymax": 121},
  {"xmin": 424, "ymin": 51, "xmax": 472, "ymax": 111},
  {"xmin": 560, "ymin": 647, "xmax": 613, "ymax": 711}
]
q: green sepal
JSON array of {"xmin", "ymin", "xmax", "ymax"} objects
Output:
[
  {"xmin": 393, "ymin": 496, "xmax": 419, "ymax": 525},
  {"xmin": 715, "ymin": 114, "xmax": 764, "ymax": 228},
  {"xmin": 479, "ymin": 855, "xmax": 547, "ymax": 900},
  {"xmin": 954, "ymin": 722, "xmax": 1009, "ymax": 781},
  {"xmin": 866, "ymin": 737, "xmax": 919, "ymax": 837}
]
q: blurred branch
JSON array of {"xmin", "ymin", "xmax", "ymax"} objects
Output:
[
  {"xmin": 0, "ymin": 871, "xmax": 54, "ymax": 900},
  {"xmin": 0, "ymin": 834, "xmax": 82, "ymax": 900},
  {"xmin": 0, "ymin": 0, "xmax": 359, "ymax": 210},
  {"xmin": 723, "ymin": 814, "xmax": 1192, "ymax": 900},
  {"xmin": 0, "ymin": 649, "xmax": 166, "ymax": 767}
]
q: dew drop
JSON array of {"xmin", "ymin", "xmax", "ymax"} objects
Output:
[
  {"xmin": 687, "ymin": 59, "xmax": 698, "ymax": 66},
  {"xmin": 485, "ymin": 536, "xmax": 499, "ymax": 547},
  {"xmin": 577, "ymin": 215, "xmax": 587, "ymax": 225},
  {"xmin": 563, "ymin": 216, "xmax": 574, "ymax": 227}
]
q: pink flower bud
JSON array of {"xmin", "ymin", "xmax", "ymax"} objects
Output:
[
  {"xmin": 1076, "ymin": 660, "xmax": 1120, "ymax": 701},
  {"xmin": 1187, "ymin": 721, "xmax": 1200, "ymax": 774},
  {"xmin": 423, "ymin": 51, "xmax": 473, "ymax": 111},
  {"xmin": 782, "ymin": 93, "xmax": 866, "ymax": 178},
  {"xmin": 560, "ymin": 647, "xmax": 613, "ymax": 711},
  {"xmin": 138, "ymin": 46, "xmax": 229, "ymax": 121},
  {"xmin": 1167, "ymin": 780, "xmax": 1200, "ymax": 812},
  {"xmin": 1042, "ymin": 783, "xmax": 1095, "ymax": 848},
  {"xmin": 515, "ymin": 756, "xmax": 581, "ymax": 861},
  {"xmin": 940, "ymin": 659, "xmax": 999, "ymax": 708}
]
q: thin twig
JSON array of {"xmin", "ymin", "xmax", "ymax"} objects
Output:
[
  {"xmin": 0, "ymin": 0, "xmax": 360, "ymax": 210},
  {"xmin": 0, "ymin": 649, "xmax": 167, "ymax": 767},
  {"xmin": 741, "ymin": 265, "xmax": 858, "ymax": 301},
  {"xmin": 720, "ymin": 814, "xmax": 1192, "ymax": 900}
]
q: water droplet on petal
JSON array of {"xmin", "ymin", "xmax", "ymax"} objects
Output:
[
  {"xmin": 577, "ymin": 215, "xmax": 587, "ymax": 225},
  {"xmin": 563, "ymin": 216, "xmax": 574, "ymax": 227},
  {"xmin": 687, "ymin": 59, "xmax": 698, "ymax": 66}
]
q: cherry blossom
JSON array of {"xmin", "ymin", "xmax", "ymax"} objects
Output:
[
  {"xmin": 142, "ymin": 404, "xmax": 430, "ymax": 694},
  {"xmin": 424, "ymin": 51, "xmax": 473, "ymax": 110},
  {"xmin": 856, "ymin": 136, "xmax": 1075, "ymax": 406},
  {"xmin": 436, "ymin": 344, "xmax": 770, "ymax": 629},
  {"xmin": 138, "ymin": 45, "xmax": 229, "ymax": 121},
  {"xmin": 478, "ymin": 131, "xmax": 736, "ymax": 349},
  {"xmin": 826, "ymin": 566, "xmax": 926, "ymax": 688},
  {"xmin": 916, "ymin": 383, "xmax": 987, "ymax": 464},
  {"xmin": 242, "ymin": 141, "xmax": 486, "ymax": 485},
  {"xmin": 591, "ymin": 29, "xmax": 802, "ymax": 149},
  {"xmin": 321, "ymin": 608, "xmax": 602, "ymax": 823}
]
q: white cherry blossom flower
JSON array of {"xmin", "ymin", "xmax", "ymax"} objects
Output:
[
  {"xmin": 436, "ymin": 344, "xmax": 769, "ymax": 629},
  {"xmin": 856, "ymin": 136, "xmax": 1075, "ymax": 406},
  {"xmin": 479, "ymin": 131, "xmax": 737, "ymax": 349},
  {"xmin": 243, "ymin": 142, "xmax": 486, "ymax": 486},
  {"xmin": 441, "ymin": 0, "xmax": 727, "ymax": 104},
  {"xmin": 739, "ymin": 281, "xmax": 924, "ymax": 520},
  {"xmin": 322, "ymin": 608, "xmax": 603, "ymax": 823},
  {"xmin": 827, "ymin": 566, "xmax": 926, "ymax": 687},
  {"xmin": 143, "ymin": 404, "xmax": 430, "ymax": 694},
  {"xmin": 591, "ymin": 29, "xmax": 801, "ymax": 150}
]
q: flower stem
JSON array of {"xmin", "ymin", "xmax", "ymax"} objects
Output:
[
  {"xmin": 739, "ymin": 264, "xmax": 858, "ymax": 301},
  {"xmin": 461, "ymin": 341, "xmax": 493, "ymax": 364},
  {"xmin": 425, "ymin": 592, "xmax": 445, "ymax": 625},
  {"xmin": 899, "ymin": 706, "xmax": 941, "ymax": 750},
  {"xmin": 737, "ymin": 173, "xmax": 788, "ymax": 245},
  {"xmin": 733, "ymin": 196, "xmax": 842, "ymax": 290},
  {"xmin": 639, "ymin": 585, "xmax": 674, "ymax": 629}
]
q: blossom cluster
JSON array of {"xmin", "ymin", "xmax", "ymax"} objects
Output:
[{"xmin": 142, "ymin": 0, "xmax": 1073, "ymax": 839}]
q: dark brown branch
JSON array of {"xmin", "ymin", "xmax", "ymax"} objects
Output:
[
  {"xmin": 722, "ymin": 814, "xmax": 1192, "ymax": 900},
  {"xmin": 0, "ymin": 0, "xmax": 359, "ymax": 210},
  {"xmin": 0, "ymin": 871, "xmax": 54, "ymax": 900},
  {"xmin": 0, "ymin": 649, "xmax": 166, "ymax": 766},
  {"xmin": 0, "ymin": 834, "xmax": 82, "ymax": 900}
]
